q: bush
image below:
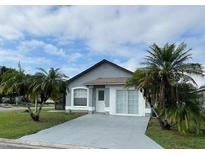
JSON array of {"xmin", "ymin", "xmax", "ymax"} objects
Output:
[{"xmin": 166, "ymin": 84, "xmax": 205, "ymax": 134}]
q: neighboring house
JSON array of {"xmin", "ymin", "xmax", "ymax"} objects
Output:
[
  {"xmin": 65, "ymin": 59, "xmax": 150, "ymax": 116},
  {"xmin": 198, "ymin": 85, "xmax": 205, "ymax": 104}
]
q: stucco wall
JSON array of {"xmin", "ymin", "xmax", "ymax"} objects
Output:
[{"xmin": 105, "ymin": 88, "xmax": 110, "ymax": 107}]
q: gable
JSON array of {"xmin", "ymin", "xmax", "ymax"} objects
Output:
[{"xmin": 68, "ymin": 60, "xmax": 133, "ymax": 87}]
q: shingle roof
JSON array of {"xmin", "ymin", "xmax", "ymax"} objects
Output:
[{"xmin": 84, "ymin": 77, "xmax": 129, "ymax": 85}]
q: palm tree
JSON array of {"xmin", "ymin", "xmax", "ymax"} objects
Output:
[
  {"xmin": 0, "ymin": 64, "xmax": 67, "ymax": 121},
  {"xmin": 127, "ymin": 68, "xmax": 171, "ymax": 129},
  {"xmin": 127, "ymin": 42, "xmax": 205, "ymax": 132},
  {"xmin": 166, "ymin": 83, "xmax": 205, "ymax": 134},
  {"xmin": 30, "ymin": 67, "xmax": 67, "ymax": 121},
  {"xmin": 144, "ymin": 43, "xmax": 204, "ymax": 108}
]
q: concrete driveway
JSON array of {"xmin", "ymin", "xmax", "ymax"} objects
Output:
[{"xmin": 19, "ymin": 114, "xmax": 162, "ymax": 149}]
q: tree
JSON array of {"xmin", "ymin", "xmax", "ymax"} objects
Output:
[
  {"xmin": 0, "ymin": 64, "xmax": 67, "ymax": 121},
  {"xmin": 29, "ymin": 67, "xmax": 67, "ymax": 121},
  {"xmin": 166, "ymin": 83, "xmax": 205, "ymax": 134},
  {"xmin": 127, "ymin": 42, "xmax": 205, "ymax": 133},
  {"xmin": 127, "ymin": 68, "xmax": 171, "ymax": 129},
  {"xmin": 144, "ymin": 43, "xmax": 203, "ymax": 107},
  {"xmin": 0, "ymin": 64, "xmax": 30, "ymax": 103},
  {"xmin": 0, "ymin": 66, "xmax": 12, "ymax": 103}
]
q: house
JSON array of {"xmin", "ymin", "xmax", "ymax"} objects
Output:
[
  {"xmin": 65, "ymin": 59, "xmax": 150, "ymax": 116},
  {"xmin": 198, "ymin": 85, "xmax": 205, "ymax": 104}
]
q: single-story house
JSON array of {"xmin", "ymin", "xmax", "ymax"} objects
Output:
[{"xmin": 65, "ymin": 59, "xmax": 150, "ymax": 116}]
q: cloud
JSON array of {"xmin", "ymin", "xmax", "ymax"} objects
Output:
[
  {"xmin": 0, "ymin": 48, "xmax": 50, "ymax": 65},
  {"xmin": 16, "ymin": 39, "xmax": 83, "ymax": 64},
  {"xmin": 0, "ymin": 6, "xmax": 205, "ymax": 85},
  {"xmin": 69, "ymin": 52, "xmax": 83, "ymax": 61},
  {"xmin": 0, "ymin": 6, "xmax": 204, "ymax": 53},
  {"xmin": 0, "ymin": 6, "xmax": 204, "ymax": 49},
  {"xmin": 18, "ymin": 39, "xmax": 66, "ymax": 57},
  {"xmin": 0, "ymin": 25, "xmax": 24, "ymax": 40},
  {"xmin": 61, "ymin": 63, "xmax": 87, "ymax": 77}
]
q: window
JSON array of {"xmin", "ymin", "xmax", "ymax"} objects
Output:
[
  {"xmin": 116, "ymin": 90, "xmax": 127, "ymax": 114},
  {"xmin": 128, "ymin": 90, "xmax": 138, "ymax": 114},
  {"xmin": 98, "ymin": 90, "xmax": 104, "ymax": 101},
  {"xmin": 73, "ymin": 88, "xmax": 87, "ymax": 106},
  {"xmin": 116, "ymin": 90, "xmax": 138, "ymax": 114}
]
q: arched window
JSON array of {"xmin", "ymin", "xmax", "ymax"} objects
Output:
[{"xmin": 73, "ymin": 88, "xmax": 88, "ymax": 106}]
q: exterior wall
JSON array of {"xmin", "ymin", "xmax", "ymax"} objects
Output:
[
  {"xmin": 68, "ymin": 63, "xmax": 132, "ymax": 88},
  {"xmin": 66, "ymin": 62, "xmax": 132, "ymax": 111},
  {"xmin": 92, "ymin": 87, "xmax": 96, "ymax": 108},
  {"xmin": 66, "ymin": 84, "xmax": 148, "ymax": 116},
  {"xmin": 105, "ymin": 88, "xmax": 110, "ymax": 107},
  {"xmin": 66, "ymin": 90, "xmax": 71, "ymax": 106},
  {"xmin": 88, "ymin": 87, "xmax": 93, "ymax": 107}
]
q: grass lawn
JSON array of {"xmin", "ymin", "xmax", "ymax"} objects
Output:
[
  {"xmin": 0, "ymin": 109, "xmax": 85, "ymax": 139},
  {"xmin": 146, "ymin": 118, "xmax": 205, "ymax": 149}
]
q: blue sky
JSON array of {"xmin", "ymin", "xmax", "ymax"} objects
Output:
[{"xmin": 0, "ymin": 6, "xmax": 205, "ymax": 86}]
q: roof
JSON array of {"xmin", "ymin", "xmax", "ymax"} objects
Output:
[
  {"xmin": 84, "ymin": 77, "xmax": 130, "ymax": 85},
  {"xmin": 198, "ymin": 85, "xmax": 205, "ymax": 92},
  {"xmin": 68, "ymin": 59, "xmax": 133, "ymax": 83},
  {"xmin": 200, "ymin": 85, "xmax": 205, "ymax": 89}
]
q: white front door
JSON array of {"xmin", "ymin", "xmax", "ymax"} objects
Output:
[{"xmin": 96, "ymin": 88, "xmax": 105, "ymax": 112}]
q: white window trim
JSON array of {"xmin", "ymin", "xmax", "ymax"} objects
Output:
[{"xmin": 71, "ymin": 87, "xmax": 89, "ymax": 108}]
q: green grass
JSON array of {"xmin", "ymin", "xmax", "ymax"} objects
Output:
[
  {"xmin": 146, "ymin": 118, "xmax": 205, "ymax": 149},
  {"xmin": 0, "ymin": 109, "xmax": 85, "ymax": 139}
]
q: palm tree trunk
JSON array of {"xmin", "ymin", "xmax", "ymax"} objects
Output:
[
  {"xmin": 30, "ymin": 113, "xmax": 40, "ymax": 121},
  {"xmin": 148, "ymin": 95, "xmax": 171, "ymax": 130},
  {"xmin": 159, "ymin": 80, "xmax": 165, "ymax": 108},
  {"xmin": 25, "ymin": 97, "xmax": 41, "ymax": 122},
  {"xmin": 34, "ymin": 99, "xmax": 38, "ymax": 113}
]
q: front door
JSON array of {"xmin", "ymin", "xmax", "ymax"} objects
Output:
[{"xmin": 96, "ymin": 88, "xmax": 105, "ymax": 113}]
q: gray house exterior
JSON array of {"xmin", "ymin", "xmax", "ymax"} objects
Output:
[{"xmin": 66, "ymin": 59, "xmax": 150, "ymax": 116}]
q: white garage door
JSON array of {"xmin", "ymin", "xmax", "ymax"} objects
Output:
[{"xmin": 116, "ymin": 90, "xmax": 139, "ymax": 114}]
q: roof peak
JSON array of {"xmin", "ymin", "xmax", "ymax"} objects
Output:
[{"xmin": 68, "ymin": 59, "xmax": 133, "ymax": 83}]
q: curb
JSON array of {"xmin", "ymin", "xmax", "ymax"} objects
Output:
[{"xmin": 0, "ymin": 138, "xmax": 91, "ymax": 149}]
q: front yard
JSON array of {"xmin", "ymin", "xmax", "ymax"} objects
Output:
[
  {"xmin": 146, "ymin": 118, "xmax": 205, "ymax": 149},
  {"xmin": 0, "ymin": 109, "xmax": 84, "ymax": 139}
]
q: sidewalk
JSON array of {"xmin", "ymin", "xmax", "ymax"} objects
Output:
[
  {"xmin": 0, "ymin": 106, "xmax": 26, "ymax": 112},
  {"xmin": 0, "ymin": 138, "xmax": 89, "ymax": 149}
]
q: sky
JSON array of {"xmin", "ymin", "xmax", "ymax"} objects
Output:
[{"xmin": 0, "ymin": 6, "xmax": 205, "ymax": 86}]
